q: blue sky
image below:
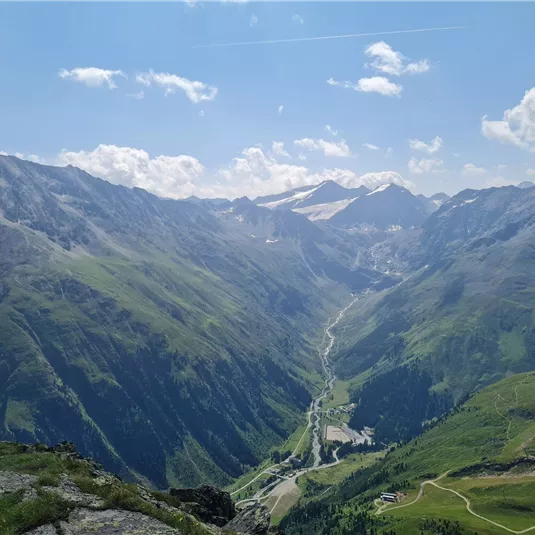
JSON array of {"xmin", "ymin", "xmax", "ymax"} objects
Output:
[{"xmin": 1, "ymin": 2, "xmax": 535, "ymax": 199}]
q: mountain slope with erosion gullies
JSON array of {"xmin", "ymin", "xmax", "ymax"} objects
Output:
[
  {"xmin": 0, "ymin": 155, "xmax": 392, "ymax": 489},
  {"xmin": 333, "ymin": 185, "xmax": 535, "ymax": 413}
]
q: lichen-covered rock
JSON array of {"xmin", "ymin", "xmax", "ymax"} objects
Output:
[
  {"xmin": 0, "ymin": 470, "xmax": 38, "ymax": 495},
  {"xmin": 223, "ymin": 503, "xmax": 270, "ymax": 535},
  {"xmin": 42, "ymin": 474, "xmax": 105, "ymax": 508},
  {"xmin": 170, "ymin": 485, "xmax": 236, "ymax": 527},
  {"xmin": 60, "ymin": 508, "xmax": 186, "ymax": 534}
]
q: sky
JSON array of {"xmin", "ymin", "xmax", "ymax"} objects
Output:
[{"xmin": 1, "ymin": 2, "xmax": 535, "ymax": 199}]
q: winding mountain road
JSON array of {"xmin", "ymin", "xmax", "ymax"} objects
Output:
[{"xmin": 376, "ymin": 471, "xmax": 535, "ymax": 534}]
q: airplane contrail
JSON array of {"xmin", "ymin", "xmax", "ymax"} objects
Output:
[{"xmin": 195, "ymin": 26, "xmax": 466, "ymax": 49}]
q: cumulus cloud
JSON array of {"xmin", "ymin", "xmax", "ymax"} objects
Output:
[
  {"xmin": 294, "ymin": 138, "xmax": 352, "ymax": 157},
  {"xmin": 327, "ymin": 76, "xmax": 402, "ymax": 97},
  {"xmin": 485, "ymin": 176, "xmax": 520, "ymax": 188},
  {"xmin": 409, "ymin": 136, "xmax": 443, "ymax": 154},
  {"xmin": 462, "ymin": 163, "xmax": 486, "ymax": 175},
  {"xmin": 482, "ymin": 87, "xmax": 535, "ymax": 151},
  {"xmin": 59, "ymin": 67, "xmax": 126, "ymax": 89},
  {"xmin": 408, "ymin": 157, "xmax": 444, "ymax": 174},
  {"xmin": 272, "ymin": 141, "xmax": 290, "ymax": 157},
  {"xmin": 218, "ymin": 146, "xmax": 412, "ymax": 198},
  {"xmin": 1, "ymin": 151, "xmax": 44, "ymax": 163},
  {"xmin": 365, "ymin": 42, "xmax": 429, "ymax": 77},
  {"xmin": 57, "ymin": 144, "xmax": 204, "ymax": 199},
  {"xmin": 136, "ymin": 70, "xmax": 217, "ymax": 103},
  {"xmin": 292, "ymin": 14, "xmax": 304, "ymax": 24},
  {"xmin": 363, "ymin": 143, "xmax": 379, "ymax": 150}
]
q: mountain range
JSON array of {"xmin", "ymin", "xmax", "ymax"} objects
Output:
[
  {"xmin": 2, "ymin": 153, "xmax": 535, "ymax": 520},
  {"xmin": 254, "ymin": 180, "xmax": 450, "ymax": 230},
  {"xmin": 0, "ymin": 155, "xmax": 392, "ymax": 489}
]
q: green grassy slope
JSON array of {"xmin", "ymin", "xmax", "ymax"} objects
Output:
[
  {"xmin": 332, "ymin": 188, "xmax": 535, "ymax": 434},
  {"xmin": 281, "ymin": 372, "xmax": 535, "ymax": 534},
  {"xmin": 0, "ymin": 156, "xmax": 391, "ymax": 488}
]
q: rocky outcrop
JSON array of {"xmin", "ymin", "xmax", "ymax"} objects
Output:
[
  {"xmin": 60, "ymin": 508, "xmax": 193, "ymax": 535},
  {"xmin": 170, "ymin": 484, "xmax": 236, "ymax": 527},
  {"xmin": 223, "ymin": 503, "xmax": 270, "ymax": 535},
  {"xmin": 1, "ymin": 441, "xmax": 285, "ymax": 535}
]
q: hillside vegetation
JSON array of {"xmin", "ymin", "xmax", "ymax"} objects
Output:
[
  {"xmin": 0, "ymin": 156, "xmax": 390, "ymax": 488},
  {"xmin": 281, "ymin": 372, "xmax": 535, "ymax": 534}
]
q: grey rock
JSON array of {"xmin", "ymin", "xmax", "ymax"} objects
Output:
[
  {"xmin": 42, "ymin": 474, "xmax": 105, "ymax": 508},
  {"xmin": 223, "ymin": 502, "xmax": 270, "ymax": 535},
  {"xmin": 170, "ymin": 485, "xmax": 236, "ymax": 527},
  {"xmin": 0, "ymin": 470, "xmax": 37, "ymax": 495},
  {"xmin": 60, "ymin": 508, "xmax": 185, "ymax": 535}
]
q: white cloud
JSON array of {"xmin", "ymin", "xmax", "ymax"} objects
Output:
[
  {"xmin": 292, "ymin": 14, "xmax": 304, "ymax": 24},
  {"xmin": 57, "ymin": 145, "xmax": 204, "ymax": 199},
  {"xmin": 278, "ymin": 105, "xmax": 284, "ymax": 115},
  {"xmin": 408, "ymin": 136, "xmax": 443, "ymax": 154},
  {"xmin": 250, "ymin": 14, "xmax": 258, "ymax": 27},
  {"xmin": 1, "ymin": 151, "xmax": 44, "ymax": 163},
  {"xmin": 272, "ymin": 141, "xmax": 289, "ymax": 158},
  {"xmin": 363, "ymin": 143, "xmax": 379, "ymax": 150},
  {"xmin": 325, "ymin": 125, "xmax": 339, "ymax": 136},
  {"xmin": 199, "ymin": 110, "xmax": 205, "ymax": 117},
  {"xmin": 462, "ymin": 163, "xmax": 486, "ymax": 175},
  {"xmin": 59, "ymin": 67, "xmax": 126, "ymax": 89},
  {"xmin": 327, "ymin": 76, "xmax": 402, "ymax": 97},
  {"xmin": 294, "ymin": 138, "xmax": 352, "ymax": 157},
  {"xmin": 297, "ymin": 153, "xmax": 307, "ymax": 161},
  {"xmin": 485, "ymin": 176, "xmax": 519, "ymax": 188},
  {"xmin": 136, "ymin": 70, "xmax": 217, "ymax": 103},
  {"xmin": 126, "ymin": 91, "xmax": 145, "ymax": 100},
  {"xmin": 408, "ymin": 157, "xmax": 444, "ymax": 174},
  {"xmin": 365, "ymin": 41, "xmax": 429, "ymax": 77},
  {"xmin": 482, "ymin": 87, "xmax": 535, "ymax": 151},
  {"xmin": 527, "ymin": 169, "xmax": 535, "ymax": 176},
  {"xmin": 218, "ymin": 146, "xmax": 412, "ymax": 198}
]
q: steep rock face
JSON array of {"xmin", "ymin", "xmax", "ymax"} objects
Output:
[
  {"xmin": 170, "ymin": 485, "xmax": 236, "ymax": 527},
  {"xmin": 223, "ymin": 503, "xmax": 270, "ymax": 535}
]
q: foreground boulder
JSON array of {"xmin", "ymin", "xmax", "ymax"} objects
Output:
[
  {"xmin": 223, "ymin": 503, "xmax": 270, "ymax": 535},
  {"xmin": 170, "ymin": 484, "xmax": 236, "ymax": 527}
]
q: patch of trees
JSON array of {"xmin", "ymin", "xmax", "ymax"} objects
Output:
[
  {"xmin": 349, "ymin": 366, "xmax": 452, "ymax": 444},
  {"xmin": 419, "ymin": 518, "xmax": 478, "ymax": 535}
]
